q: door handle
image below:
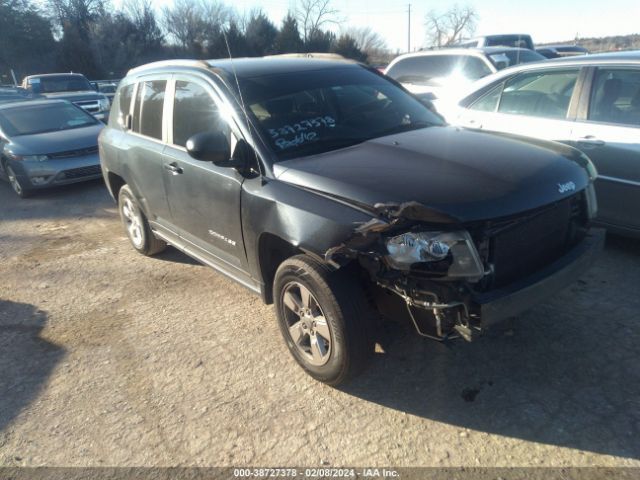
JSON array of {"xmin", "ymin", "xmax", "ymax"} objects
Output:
[
  {"xmin": 466, "ymin": 118, "xmax": 483, "ymax": 129},
  {"xmin": 164, "ymin": 162, "xmax": 183, "ymax": 175},
  {"xmin": 577, "ymin": 136, "xmax": 605, "ymax": 147}
]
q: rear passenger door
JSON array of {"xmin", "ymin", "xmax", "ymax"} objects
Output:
[
  {"xmin": 570, "ymin": 66, "xmax": 640, "ymax": 231},
  {"xmin": 459, "ymin": 68, "xmax": 581, "ymax": 143},
  {"xmin": 126, "ymin": 76, "xmax": 173, "ymax": 225},
  {"xmin": 162, "ymin": 75, "xmax": 248, "ymax": 273}
]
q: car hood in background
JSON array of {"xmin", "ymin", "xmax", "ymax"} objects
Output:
[
  {"xmin": 40, "ymin": 91, "xmax": 104, "ymax": 102},
  {"xmin": 274, "ymin": 126, "xmax": 590, "ymax": 223},
  {"xmin": 8, "ymin": 123, "xmax": 104, "ymax": 155}
]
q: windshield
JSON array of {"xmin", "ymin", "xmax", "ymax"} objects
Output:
[
  {"xmin": 386, "ymin": 55, "xmax": 493, "ymax": 86},
  {"xmin": 485, "ymin": 35, "xmax": 534, "ymax": 49},
  {"xmin": 241, "ymin": 66, "xmax": 444, "ymax": 160},
  {"xmin": 0, "ymin": 102, "xmax": 97, "ymax": 136},
  {"xmin": 28, "ymin": 75, "xmax": 94, "ymax": 93},
  {"xmin": 488, "ymin": 50, "xmax": 546, "ymax": 69}
]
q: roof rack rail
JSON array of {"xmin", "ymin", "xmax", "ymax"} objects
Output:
[
  {"xmin": 265, "ymin": 53, "xmax": 348, "ymax": 60},
  {"xmin": 127, "ymin": 59, "xmax": 210, "ymax": 76}
]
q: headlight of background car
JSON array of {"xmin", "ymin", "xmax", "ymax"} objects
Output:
[
  {"xmin": 98, "ymin": 97, "xmax": 110, "ymax": 112},
  {"xmin": 22, "ymin": 155, "xmax": 49, "ymax": 162},
  {"xmin": 385, "ymin": 230, "xmax": 484, "ymax": 281},
  {"xmin": 5, "ymin": 152, "xmax": 49, "ymax": 162}
]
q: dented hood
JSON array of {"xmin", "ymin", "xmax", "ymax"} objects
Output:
[{"xmin": 273, "ymin": 126, "xmax": 590, "ymax": 223}]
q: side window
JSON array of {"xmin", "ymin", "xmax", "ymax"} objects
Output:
[
  {"xmin": 109, "ymin": 83, "xmax": 134, "ymax": 129},
  {"xmin": 172, "ymin": 80, "xmax": 230, "ymax": 147},
  {"xmin": 497, "ymin": 69, "xmax": 579, "ymax": 119},
  {"xmin": 589, "ymin": 68, "xmax": 640, "ymax": 126},
  {"xmin": 461, "ymin": 57, "xmax": 493, "ymax": 80},
  {"xmin": 132, "ymin": 80, "xmax": 166, "ymax": 140},
  {"xmin": 470, "ymin": 83, "xmax": 503, "ymax": 112},
  {"xmin": 386, "ymin": 56, "xmax": 457, "ymax": 84}
]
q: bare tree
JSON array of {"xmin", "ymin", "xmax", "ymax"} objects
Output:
[
  {"xmin": 346, "ymin": 26, "xmax": 389, "ymax": 60},
  {"xmin": 424, "ymin": 4, "xmax": 478, "ymax": 47},
  {"xmin": 296, "ymin": 0, "xmax": 341, "ymax": 43},
  {"xmin": 348, "ymin": 27, "xmax": 387, "ymax": 53},
  {"xmin": 162, "ymin": 0, "xmax": 231, "ymax": 54}
]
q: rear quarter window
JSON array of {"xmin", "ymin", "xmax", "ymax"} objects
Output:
[
  {"xmin": 108, "ymin": 83, "xmax": 134, "ymax": 130},
  {"xmin": 132, "ymin": 80, "xmax": 166, "ymax": 140}
]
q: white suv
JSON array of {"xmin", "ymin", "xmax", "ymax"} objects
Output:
[{"xmin": 385, "ymin": 48, "xmax": 545, "ymax": 114}]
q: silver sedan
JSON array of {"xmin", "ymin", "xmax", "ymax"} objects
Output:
[{"xmin": 0, "ymin": 99, "xmax": 104, "ymax": 198}]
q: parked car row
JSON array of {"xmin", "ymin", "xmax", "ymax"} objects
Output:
[{"xmin": 0, "ymin": 73, "xmax": 119, "ymax": 196}]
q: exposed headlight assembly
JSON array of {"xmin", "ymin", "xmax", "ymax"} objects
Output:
[{"xmin": 385, "ymin": 230, "xmax": 484, "ymax": 281}]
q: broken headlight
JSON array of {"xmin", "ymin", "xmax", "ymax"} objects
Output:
[{"xmin": 385, "ymin": 230, "xmax": 484, "ymax": 281}]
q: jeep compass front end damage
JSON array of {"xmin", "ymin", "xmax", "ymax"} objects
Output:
[
  {"xmin": 325, "ymin": 186, "xmax": 603, "ymax": 342},
  {"xmin": 102, "ymin": 57, "xmax": 605, "ymax": 385}
]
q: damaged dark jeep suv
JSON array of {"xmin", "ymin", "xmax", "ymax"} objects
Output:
[{"xmin": 99, "ymin": 57, "xmax": 604, "ymax": 385}]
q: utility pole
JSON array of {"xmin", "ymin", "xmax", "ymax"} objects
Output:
[{"xmin": 407, "ymin": 4, "xmax": 411, "ymax": 53}]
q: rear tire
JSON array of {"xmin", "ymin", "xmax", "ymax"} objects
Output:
[
  {"xmin": 273, "ymin": 255, "xmax": 375, "ymax": 386},
  {"xmin": 118, "ymin": 184, "xmax": 166, "ymax": 256}
]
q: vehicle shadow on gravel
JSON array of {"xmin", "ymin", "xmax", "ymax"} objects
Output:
[
  {"xmin": 0, "ymin": 300, "xmax": 65, "ymax": 433},
  {"xmin": 0, "ymin": 180, "xmax": 113, "ymax": 223},
  {"xmin": 154, "ymin": 246, "xmax": 203, "ymax": 266},
  {"xmin": 343, "ymin": 235, "xmax": 640, "ymax": 460}
]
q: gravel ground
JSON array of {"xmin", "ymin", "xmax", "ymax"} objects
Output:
[{"xmin": 1, "ymin": 179, "xmax": 639, "ymax": 468}]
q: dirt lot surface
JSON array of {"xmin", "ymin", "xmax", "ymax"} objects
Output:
[{"xmin": 1, "ymin": 180, "xmax": 639, "ymax": 468}]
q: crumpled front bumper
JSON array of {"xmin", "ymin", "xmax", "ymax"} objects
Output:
[{"xmin": 472, "ymin": 228, "xmax": 606, "ymax": 328}]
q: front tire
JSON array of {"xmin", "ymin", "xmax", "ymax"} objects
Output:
[
  {"xmin": 118, "ymin": 184, "xmax": 166, "ymax": 256},
  {"xmin": 274, "ymin": 255, "xmax": 374, "ymax": 386},
  {"xmin": 6, "ymin": 165, "xmax": 31, "ymax": 198}
]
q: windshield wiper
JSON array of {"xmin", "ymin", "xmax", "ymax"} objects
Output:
[
  {"xmin": 373, "ymin": 120, "xmax": 436, "ymax": 138},
  {"xmin": 279, "ymin": 137, "xmax": 366, "ymax": 158}
]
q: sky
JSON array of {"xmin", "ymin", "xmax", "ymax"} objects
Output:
[{"xmin": 133, "ymin": 0, "xmax": 640, "ymax": 53}]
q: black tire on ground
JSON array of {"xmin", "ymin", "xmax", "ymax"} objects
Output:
[
  {"xmin": 118, "ymin": 184, "xmax": 166, "ymax": 256},
  {"xmin": 5, "ymin": 164, "xmax": 32, "ymax": 198},
  {"xmin": 273, "ymin": 254, "xmax": 375, "ymax": 386}
]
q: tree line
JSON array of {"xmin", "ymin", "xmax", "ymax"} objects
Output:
[{"xmin": 0, "ymin": 0, "xmax": 391, "ymax": 83}]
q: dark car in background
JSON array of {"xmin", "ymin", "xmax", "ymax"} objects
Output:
[
  {"xmin": 21, "ymin": 73, "xmax": 111, "ymax": 121},
  {"xmin": 452, "ymin": 34, "xmax": 536, "ymax": 51},
  {"xmin": 0, "ymin": 86, "xmax": 42, "ymax": 105},
  {"xmin": 537, "ymin": 45, "xmax": 590, "ymax": 59},
  {"xmin": 91, "ymin": 80, "xmax": 119, "ymax": 102},
  {"xmin": 453, "ymin": 51, "xmax": 640, "ymax": 237},
  {"xmin": 0, "ymin": 99, "xmax": 104, "ymax": 197},
  {"xmin": 99, "ymin": 57, "xmax": 602, "ymax": 385}
]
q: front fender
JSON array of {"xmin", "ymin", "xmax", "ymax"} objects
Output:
[{"xmin": 241, "ymin": 176, "xmax": 376, "ymax": 282}]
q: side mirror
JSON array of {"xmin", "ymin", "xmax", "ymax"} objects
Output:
[
  {"xmin": 186, "ymin": 131, "xmax": 231, "ymax": 165},
  {"xmin": 414, "ymin": 92, "xmax": 437, "ymax": 111}
]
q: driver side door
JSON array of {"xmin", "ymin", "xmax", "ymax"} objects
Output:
[{"xmin": 162, "ymin": 75, "xmax": 250, "ymax": 275}]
